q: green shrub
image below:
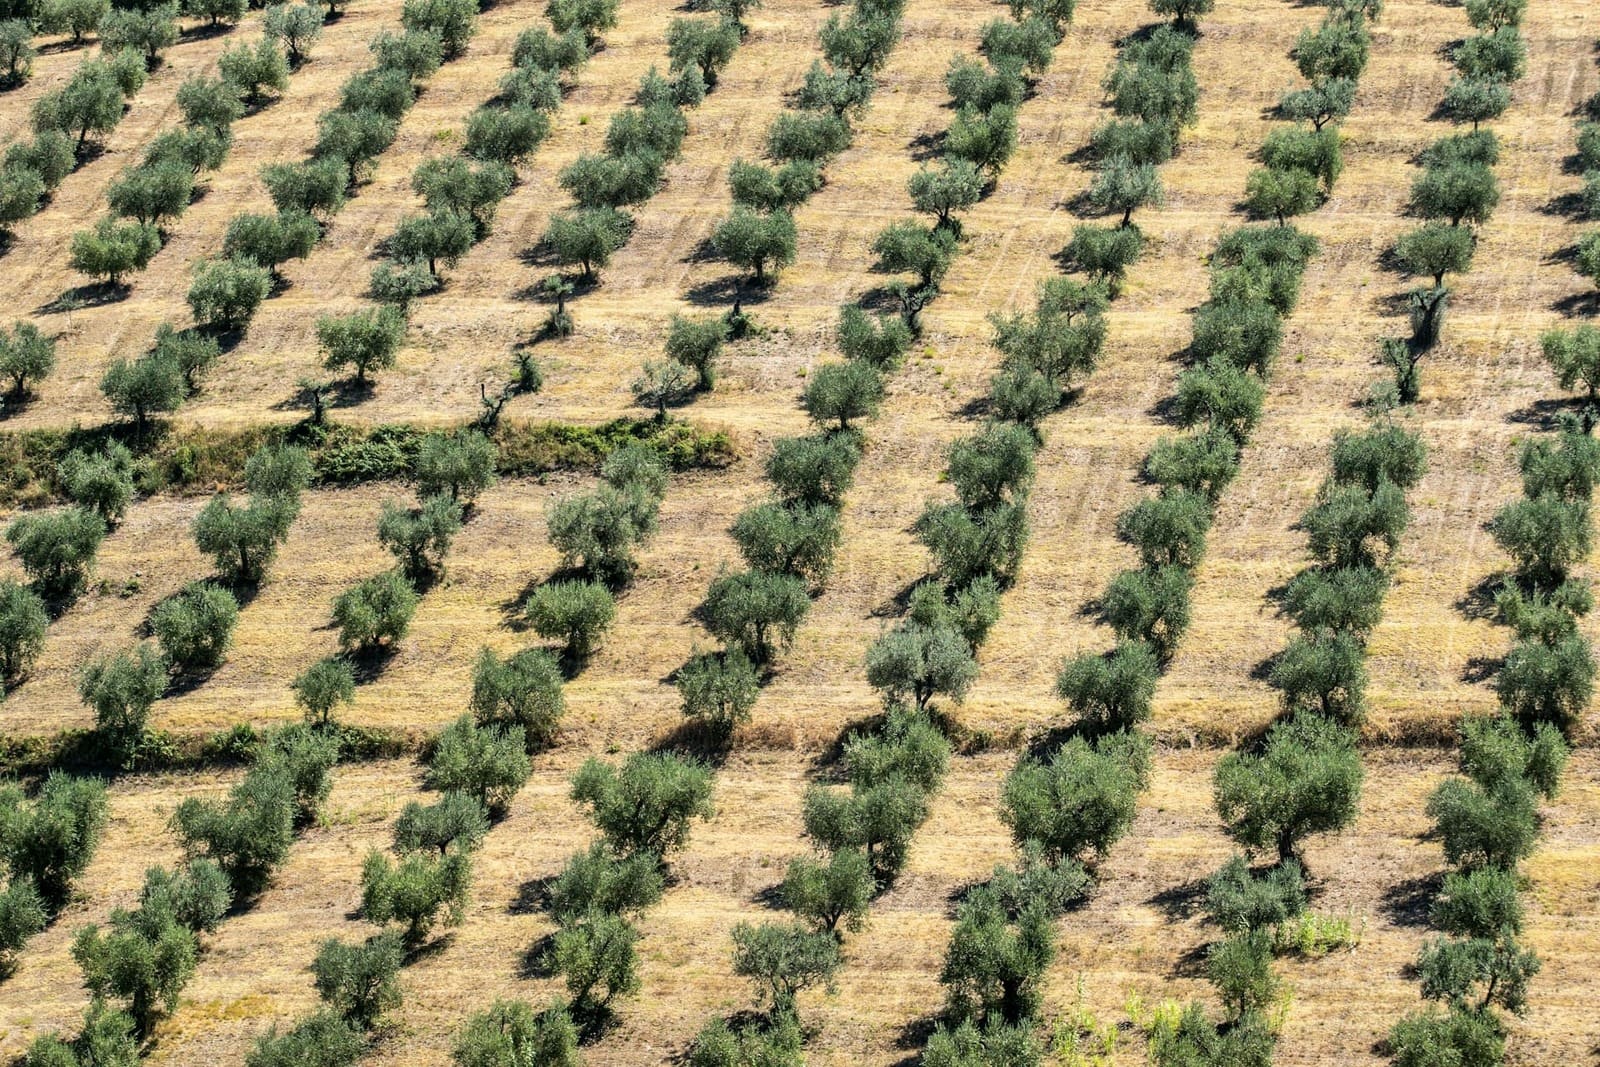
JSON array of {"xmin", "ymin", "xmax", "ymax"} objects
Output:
[
  {"xmin": 311, "ymin": 931, "xmax": 404, "ymax": 1028},
  {"xmin": 332, "ymin": 569, "xmax": 418, "ymax": 653},
  {"xmin": 150, "ymin": 582, "xmax": 238, "ymax": 674},
  {"xmin": 526, "ymin": 579, "xmax": 616, "ymax": 660},
  {"xmin": 171, "ymin": 764, "xmax": 296, "ymax": 896},
  {"xmin": 451, "ymin": 1000, "xmax": 579, "ymax": 1067},
  {"xmin": 469, "ymin": 647, "xmax": 564, "ymax": 751},
  {"xmin": 246, "ymin": 1009, "xmax": 365, "ymax": 1067},
  {"xmin": 427, "ymin": 716, "xmax": 530, "ymax": 816}
]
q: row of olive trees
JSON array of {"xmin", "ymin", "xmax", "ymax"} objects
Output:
[
  {"xmin": 630, "ymin": 0, "xmax": 910, "ymax": 413},
  {"xmin": 0, "ymin": 773, "xmax": 108, "ymax": 984},
  {"xmin": 176, "ymin": 0, "xmax": 490, "ymax": 345},
  {"xmin": 1578, "ymin": 74, "xmax": 1600, "ymax": 292},
  {"xmin": 904, "ymin": 6, "xmax": 1194, "ymax": 1059},
  {"xmin": 0, "ymin": 49, "xmax": 144, "ymax": 241},
  {"xmin": 537, "ymin": 4, "xmax": 743, "ymax": 304},
  {"xmin": 701, "ymin": 0, "xmax": 911, "ymax": 296},
  {"xmin": 1060, "ymin": 16, "xmax": 1199, "ymax": 297},
  {"xmin": 1100, "ymin": 3, "xmax": 1385, "ymax": 1061},
  {"xmin": 862, "ymin": 0, "xmax": 1070, "ymax": 335},
  {"xmin": 22, "ymin": 722, "xmax": 339, "ymax": 1063},
  {"xmin": 1382, "ymin": 0, "xmax": 1527, "ymax": 403},
  {"xmin": 1241, "ymin": 0, "xmax": 1370, "ymax": 226},
  {"xmin": 67, "ymin": 6, "xmax": 328, "ymax": 293},
  {"xmin": 1387, "ymin": 399, "xmax": 1585, "ymax": 1065},
  {"xmin": 1386, "ymin": 13, "xmax": 1600, "ymax": 1058},
  {"xmin": 0, "ymin": 0, "xmax": 113, "ymax": 93},
  {"xmin": 359, "ymin": 0, "xmax": 610, "ymax": 343}
]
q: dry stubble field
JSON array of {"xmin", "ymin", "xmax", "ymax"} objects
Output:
[{"xmin": 0, "ymin": 0, "xmax": 1598, "ymax": 1063}]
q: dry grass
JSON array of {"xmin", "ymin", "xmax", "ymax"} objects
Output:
[{"xmin": 1, "ymin": 0, "xmax": 1598, "ymax": 1062}]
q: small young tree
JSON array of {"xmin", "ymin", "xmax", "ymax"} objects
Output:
[
  {"xmin": 1213, "ymin": 713, "xmax": 1363, "ymax": 864},
  {"xmin": 700, "ymin": 568, "xmax": 809, "ymax": 662},
  {"xmin": 311, "ymin": 931, "xmax": 404, "ymax": 1028},
  {"xmin": 246, "ymin": 1010, "xmax": 365, "ymax": 1067},
  {"xmin": 864, "ymin": 622, "xmax": 977, "ymax": 712},
  {"xmin": 466, "ymin": 104, "xmax": 550, "ymax": 165},
  {"xmin": 332, "ymin": 569, "xmax": 418, "ymax": 653},
  {"xmin": 547, "ymin": 911, "xmax": 639, "ymax": 1015},
  {"xmin": 0, "ymin": 320, "xmax": 55, "ymax": 399},
  {"xmin": 222, "ymin": 210, "xmax": 320, "ymax": 278},
  {"xmin": 171, "ymin": 764, "xmax": 296, "ymax": 896},
  {"xmin": 780, "ymin": 846, "xmax": 873, "ymax": 935},
  {"xmin": 570, "ymin": 751, "xmax": 714, "ymax": 859},
  {"xmin": 545, "ymin": 206, "xmax": 629, "ymax": 282},
  {"xmin": 451, "ymin": 1000, "xmax": 580, "ymax": 1067},
  {"xmin": 290, "ymin": 657, "xmax": 354, "ymax": 728},
  {"xmin": 263, "ymin": 2, "xmax": 323, "ymax": 67},
  {"xmin": 801, "ymin": 360, "xmax": 883, "ymax": 432},
  {"xmin": 218, "ymin": 38, "xmax": 289, "ymax": 105},
  {"xmin": 665, "ymin": 14, "xmax": 739, "ymax": 87},
  {"xmin": 415, "ymin": 430, "xmax": 497, "ymax": 504},
  {"xmin": 70, "ymin": 906, "xmax": 196, "ymax": 1038},
  {"xmin": 675, "ymin": 647, "xmax": 759, "ymax": 741},
  {"xmin": 469, "ymin": 647, "xmax": 565, "ymax": 750},
  {"xmin": 1, "ymin": 772, "xmax": 109, "ymax": 911},
  {"xmin": 187, "ymin": 256, "xmax": 271, "ymax": 332},
  {"xmin": 1088, "ymin": 155, "xmax": 1164, "ymax": 227},
  {"xmin": 1206, "ymin": 931, "xmax": 1280, "ymax": 1022},
  {"xmin": 100, "ymin": 352, "xmax": 184, "ymax": 432},
  {"xmin": 547, "ymin": 841, "xmax": 663, "ymax": 921},
  {"xmin": 360, "ymin": 847, "xmax": 471, "ymax": 947},
  {"xmin": 150, "ymin": 581, "xmax": 239, "ymax": 673},
  {"xmin": 1001, "ymin": 731, "xmax": 1149, "ymax": 866},
  {"xmin": 426, "ymin": 716, "xmax": 531, "ymax": 816}
]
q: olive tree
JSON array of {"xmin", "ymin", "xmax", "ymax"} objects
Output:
[
  {"xmin": 317, "ymin": 305, "xmax": 406, "ymax": 386},
  {"xmin": 6, "ymin": 506, "xmax": 105, "ymax": 601},
  {"xmin": 0, "ymin": 319, "xmax": 55, "ymax": 398},
  {"xmin": 570, "ymin": 751, "xmax": 714, "ymax": 860},
  {"xmin": 1213, "ymin": 714, "xmax": 1363, "ymax": 864},
  {"xmin": 469, "ymin": 647, "xmax": 565, "ymax": 751},
  {"xmin": 151, "ymin": 581, "xmax": 239, "ymax": 673}
]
